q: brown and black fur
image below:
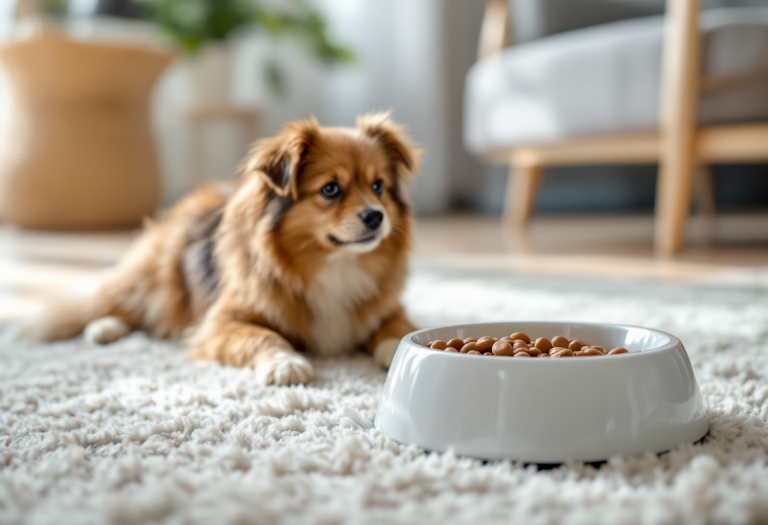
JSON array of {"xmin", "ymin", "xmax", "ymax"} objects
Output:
[{"xmin": 19, "ymin": 112, "xmax": 419, "ymax": 385}]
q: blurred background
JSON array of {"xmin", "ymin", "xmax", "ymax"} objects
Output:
[
  {"xmin": 0, "ymin": 0, "xmax": 489, "ymax": 216},
  {"xmin": 1, "ymin": 0, "xmax": 766, "ymax": 216},
  {"xmin": 1, "ymin": 0, "xmax": 768, "ymax": 320}
]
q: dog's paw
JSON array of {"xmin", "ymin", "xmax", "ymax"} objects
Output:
[
  {"xmin": 255, "ymin": 350, "xmax": 314, "ymax": 386},
  {"xmin": 84, "ymin": 316, "xmax": 131, "ymax": 344},
  {"xmin": 373, "ymin": 338, "xmax": 400, "ymax": 369}
]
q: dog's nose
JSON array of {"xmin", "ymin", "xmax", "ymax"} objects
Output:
[{"xmin": 360, "ymin": 209, "xmax": 383, "ymax": 230}]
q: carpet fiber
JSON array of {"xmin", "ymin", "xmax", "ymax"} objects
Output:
[{"xmin": 2, "ymin": 265, "xmax": 768, "ymax": 525}]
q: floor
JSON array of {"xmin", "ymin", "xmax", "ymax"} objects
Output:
[
  {"xmin": 3, "ymin": 212, "xmax": 768, "ymax": 321},
  {"xmin": 414, "ymin": 213, "xmax": 768, "ymax": 283}
]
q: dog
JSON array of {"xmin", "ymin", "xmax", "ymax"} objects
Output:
[{"xmin": 19, "ymin": 112, "xmax": 419, "ymax": 385}]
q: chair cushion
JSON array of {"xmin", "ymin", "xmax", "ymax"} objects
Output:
[
  {"xmin": 511, "ymin": 0, "xmax": 665, "ymax": 44},
  {"xmin": 510, "ymin": 0, "xmax": 760, "ymax": 43},
  {"xmin": 464, "ymin": 7, "xmax": 768, "ymax": 154}
]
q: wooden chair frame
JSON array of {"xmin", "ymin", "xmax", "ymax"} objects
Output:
[{"xmin": 477, "ymin": 0, "xmax": 768, "ymax": 255}]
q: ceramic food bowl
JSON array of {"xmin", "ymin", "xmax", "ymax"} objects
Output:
[{"xmin": 374, "ymin": 322, "xmax": 708, "ymax": 463}]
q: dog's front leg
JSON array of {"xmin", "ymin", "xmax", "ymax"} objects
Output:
[
  {"xmin": 190, "ymin": 312, "xmax": 313, "ymax": 385},
  {"xmin": 368, "ymin": 307, "xmax": 416, "ymax": 369}
]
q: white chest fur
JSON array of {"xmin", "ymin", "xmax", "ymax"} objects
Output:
[{"xmin": 304, "ymin": 254, "xmax": 381, "ymax": 355}]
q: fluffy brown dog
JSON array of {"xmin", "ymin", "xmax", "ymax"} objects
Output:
[{"xmin": 20, "ymin": 112, "xmax": 418, "ymax": 385}]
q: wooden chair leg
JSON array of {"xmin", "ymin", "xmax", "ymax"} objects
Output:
[
  {"xmin": 655, "ymin": 153, "xmax": 697, "ymax": 255},
  {"xmin": 654, "ymin": 0, "xmax": 701, "ymax": 255},
  {"xmin": 691, "ymin": 164, "xmax": 717, "ymax": 245},
  {"xmin": 504, "ymin": 161, "xmax": 543, "ymax": 228},
  {"xmin": 693, "ymin": 165, "xmax": 716, "ymax": 217}
]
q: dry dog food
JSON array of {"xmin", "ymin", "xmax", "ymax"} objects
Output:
[{"xmin": 424, "ymin": 332, "xmax": 632, "ymax": 358}]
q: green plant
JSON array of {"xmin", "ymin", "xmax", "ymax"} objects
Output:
[
  {"xmin": 137, "ymin": 0, "xmax": 353, "ymax": 61},
  {"xmin": 138, "ymin": 0, "xmax": 353, "ymax": 93},
  {"xmin": 38, "ymin": 0, "xmax": 68, "ymax": 16}
]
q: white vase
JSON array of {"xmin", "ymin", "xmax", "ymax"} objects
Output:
[{"xmin": 181, "ymin": 42, "xmax": 234, "ymax": 108}]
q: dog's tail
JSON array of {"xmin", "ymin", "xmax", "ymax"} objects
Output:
[
  {"xmin": 11, "ymin": 185, "xmax": 229, "ymax": 345},
  {"xmin": 11, "ymin": 289, "xmax": 129, "ymax": 343}
]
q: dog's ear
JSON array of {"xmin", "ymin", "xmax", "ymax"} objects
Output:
[
  {"xmin": 245, "ymin": 117, "xmax": 319, "ymax": 199},
  {"xmin": 356, "ymin": 111, "xmax": 420, "ymax": 178}
]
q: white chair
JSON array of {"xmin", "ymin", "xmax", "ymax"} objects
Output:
[{"xmin": 464, "ymin": 0, "xmax": 768, "ymax": 254}]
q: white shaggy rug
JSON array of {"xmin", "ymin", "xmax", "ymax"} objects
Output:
[{"xmin": 2, "ymin": 263, "xmax": 768, "ymax": 525}]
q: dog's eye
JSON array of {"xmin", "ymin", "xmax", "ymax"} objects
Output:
[
  {"xmin": 372, "ymin": 179, "xmax": 384, "ymax": 196},
  {"xmin": 320, "ymin": 182, "xmax": 342, "ymax": 199}
]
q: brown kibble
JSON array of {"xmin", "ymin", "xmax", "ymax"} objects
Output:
[
  {"xmin": 432, "ymin": 331, "xmax": 624, "ymax": 360},
  {"xmin": 476, "ymin": 338, "xmax": 495, "ymax": 352},
  {"xmin": 492, "ymin": 341, "xmax": 514, "ymax": 356},
  {"xmin": 509, "ymin": 332, "xmax": 531, "ymax": 344},
  {"xmin": 461, "ymin": 342, "xmax": 479, "ymax": 353}
]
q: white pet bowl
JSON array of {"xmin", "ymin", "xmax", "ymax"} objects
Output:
[{"xmin": 374, "ymin": 322, "xmax": 708, "ymax": 463}]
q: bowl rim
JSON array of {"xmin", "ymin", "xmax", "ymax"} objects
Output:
[{"xmin": 405, "ymin": 321, "xmax": 681, "ymax": 360}]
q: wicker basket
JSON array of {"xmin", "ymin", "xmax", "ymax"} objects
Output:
[{"xmin": 0, "ymin": 31, "xmax": 171, "ymax": 229}]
